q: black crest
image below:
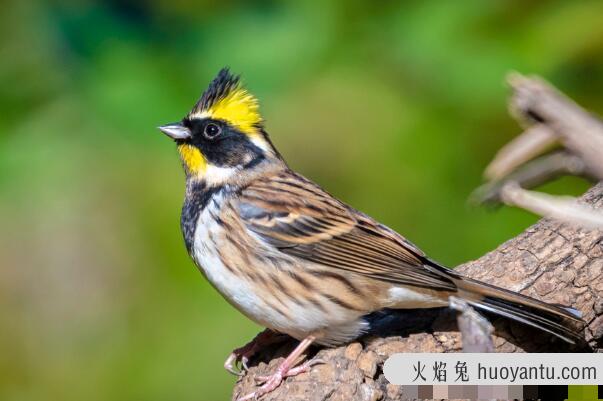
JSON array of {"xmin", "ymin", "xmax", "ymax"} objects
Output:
[{"xmin": 189, "ymin": 67, "xmax": 240, "ymax": 116}]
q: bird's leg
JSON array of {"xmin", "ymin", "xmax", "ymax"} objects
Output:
[
  {"xmin": 224, "ymin": 329, "xmax": 286, "ymax": 376},
  {"xmin": 237, "ymin": 336, "xmax": 319, "ymax": 401}
]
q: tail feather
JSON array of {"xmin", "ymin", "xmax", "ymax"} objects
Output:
[
  {"xmin": 422, "ymin": 259, "xmax": 585, "ymax": 344},
  {"xmin": 455, "ymin": 276, "xmax": 585, "ymax": 344}
]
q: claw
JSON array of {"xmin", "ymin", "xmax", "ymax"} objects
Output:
[
  {"xmin": 224, "ymin": 329, "xmax": 285, "ymax": 377},
  {"xmin": 241, "ymin": 355, "xmax": 249, "ymax": 371},
  {"xmin": 237, "ymin": 336, "xmax": 318, "ymax": 401},
  {"xmin": 224, "ymin": 352, "xmax": 245, "ymax": 376}
]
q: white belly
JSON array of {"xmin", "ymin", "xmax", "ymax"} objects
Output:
[
  {"xmin": 189, "ymin": 197, "xmax": 371, "ymax": 344},
  {"xmin": 191, "ymin": 200, "xmax": 269, "ymax": 323}
]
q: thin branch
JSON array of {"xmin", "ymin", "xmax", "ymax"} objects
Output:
[
  {"xmin": 500, "ymin": 182, "xmax": 603, "ymax": 229},
  {"xmin": 472, "ymin": 151, "xmax": 587, "ymax": 205},
  {"xmin": 484, "ymin": 124, "xmax": 558, "ymax": 181}
]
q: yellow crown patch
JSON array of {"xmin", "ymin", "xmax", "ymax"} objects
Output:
[
  {"xmin": 188, "ymin": 68, "xmax": 263, "ymax": 137},
  {"xmin": 206, "ymin": 86, "xmax": 261, "ymax": 135}
]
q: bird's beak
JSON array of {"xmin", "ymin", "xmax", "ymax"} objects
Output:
[{"xmin": 158, "ymin": 122, "xmax": 191, "ymax": 140}]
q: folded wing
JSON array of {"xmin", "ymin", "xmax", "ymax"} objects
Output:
[{"xmin": 237, "ymin": 171, "xmax": 457, "ymax": 292}]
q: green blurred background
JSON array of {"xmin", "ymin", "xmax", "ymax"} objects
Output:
[{"xmin": 1, "ymin": 1, "xmax": 602, "ymax": 400}]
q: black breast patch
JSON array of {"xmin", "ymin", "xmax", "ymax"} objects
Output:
[{"xmin": 181, "ymin": 181, "xmax": 222, "ymax": 254}]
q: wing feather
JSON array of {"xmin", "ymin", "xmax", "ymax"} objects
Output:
[{"xmin": 237, "ymin": 171, "xmax": 457, "ymax": 291}]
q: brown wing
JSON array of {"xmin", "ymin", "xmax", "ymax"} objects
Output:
[{"xmin": 237, "ymin": 171, "xmax": 457, "ymax": 292}]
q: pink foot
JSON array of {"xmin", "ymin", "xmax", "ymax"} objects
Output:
[
  {"xmin": 254, "ymin": 358, "xmax": 324, "ymax": 384},
  {"xmin": 238, "ymin": 358, "xmax": 323, "ymax": 401}
]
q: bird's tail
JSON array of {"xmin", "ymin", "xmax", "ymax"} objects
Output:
[
  {"xmin": 452, "ymin": 274, "xmax": 585, "ymax": 345},
  {"xmin": 421, "ymin": 258, "xmax": 585, "ymax": 344}
]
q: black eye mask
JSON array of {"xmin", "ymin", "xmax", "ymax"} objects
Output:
[{"xmin": 184, "ymin": 118, "xmax": 265, "ymax": 168}]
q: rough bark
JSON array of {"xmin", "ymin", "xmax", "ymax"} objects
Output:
[{"xmin": 231, "ymin": 184, "xmax": 603, "ymax": 401}]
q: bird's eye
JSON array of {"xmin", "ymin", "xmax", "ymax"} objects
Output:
[{"xmin": 204, "ymin": 123, "xmax": 222, "ymax": 139}]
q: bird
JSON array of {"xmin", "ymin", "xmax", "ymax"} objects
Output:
[{"xmin": 158, "ymin": 68, "xmax": 584, "ymax": 400}]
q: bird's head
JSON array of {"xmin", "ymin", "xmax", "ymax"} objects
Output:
[{"xmin": 159, "ymin": 68, "xmax": 282, "ymax": 185}]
